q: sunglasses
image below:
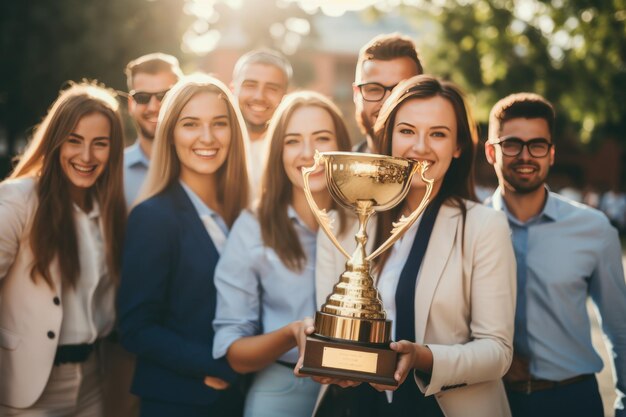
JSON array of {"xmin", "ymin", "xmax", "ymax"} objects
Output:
[
  {"xmin": 129, "ymin": 89, "xmax": 170, "ymax": 105},
  {"xmin": 491, "ymin": 137, "xmax": 553, "ymax": 158}
]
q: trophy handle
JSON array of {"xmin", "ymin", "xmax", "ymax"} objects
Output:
[
  {"xmin": 302, "ymin": 151, "xmax": 351, "ymax": 260},
  {"xmin": 365, "ymin": 162, "xmax": 434, "ymax": 262}
]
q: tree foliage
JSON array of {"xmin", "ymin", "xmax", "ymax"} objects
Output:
[
  {"xmin": 382, "ymin": 0, "xmax": 626, "ymax": 144},
  {"xmin": 0, "ymin": 0, "xmax": 190, "ymax": 164}
]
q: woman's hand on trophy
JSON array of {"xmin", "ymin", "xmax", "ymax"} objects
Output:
[
  {"xmin": 203, "ymin": 376, "xmax": 230, "ymax": 390},
  {"xmin": 369, "ymin": 340, "xmax": 433, "ymax": 392},
  {"xmin": 293, "ymin": 317, "xmax": 315, "ymax": 377}
]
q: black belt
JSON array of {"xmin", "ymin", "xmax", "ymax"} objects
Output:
[
  {"xmin": 53, "ymin": 343, "xmax": 95, "ymax": 366},
  {"xmin": 276, "ymin": 360, "xmax": 297, "ymax": 369},
  {"xmin": 506, "ymin": 374, "xmax": 594, "ymax": 394}
]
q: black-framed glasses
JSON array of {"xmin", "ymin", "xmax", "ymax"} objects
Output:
[
  {"xmin": 129, "ymin": 89, "xmax": 170, "ymax": 105},
  {"xmin": 491, "ymin": 137, "xmax": 553, "ymax": 157},
  {"xmin": 356, "ymin": 82, "xmax": 398, "ymax": 102}
]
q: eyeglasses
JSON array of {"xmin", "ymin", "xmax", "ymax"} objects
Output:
[
  {"xmin": 356, "ymin": 82, "xmax": 398, "ymax": 102},
  {"xmin": 129, "ymin": 89, "xmax": 170, "ymax": 105},
  {"xmin": 491, "ymin": 137, "xmax": 553, "ymax": 158}
]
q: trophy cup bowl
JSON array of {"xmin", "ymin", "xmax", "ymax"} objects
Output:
[{"xmin": 300, "ymin": 151, "xmax": 433, "ymax": 385}]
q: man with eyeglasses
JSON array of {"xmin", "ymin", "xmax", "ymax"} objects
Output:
[
  {"xmin": 352, "ymin": 33, "xmax": 423, "ymax": 153},
  {"xmin": 485, "ymin": 93, "xmax": 626, "ymax": 417},
  {"xmin": 123, "ymin": 53, "xmax": 183, "ymax": 207}
]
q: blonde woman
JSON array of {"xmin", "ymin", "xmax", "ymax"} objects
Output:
[
  {"xmin": 212, "ymin": 91, "xmax": 351, "ymax": 417},
  {"xmin": 117, "ymin": 74, "xmax": 250, "ymax": 417},
  {"xmin": 0, "ymin": 82, "xmax": 126, "ymax": 416}
]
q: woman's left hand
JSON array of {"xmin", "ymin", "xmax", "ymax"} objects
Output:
[
  {"xmin": 204, "ymin": 376, "xmax": 230, "ymax": 390},
  {"xmin": 370, "ymin": 340, "xmax": 432, "ymax": 392}
]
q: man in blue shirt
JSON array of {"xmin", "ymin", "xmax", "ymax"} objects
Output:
[
  {"xmin": 123, "ymin": 53, "xmax": 182, "ymax": 207},
  {"xmin": 485, "ymin": 92, "xmax": 626, "ymax": 417}
]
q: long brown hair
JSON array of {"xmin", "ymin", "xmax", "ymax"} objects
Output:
[
  {"xmin": 10, "ymin": 82, "xmax": 126, "ymax": 289},
  {"xmin": 372, "ymin": 75, "xmax": 478, "ymax": 273},
  {"xmin": 138, "ymin": 73, "xmax": 249, "ymax": 227},
  {"xmin": 258, "ymin": 91, "xmax": 351, "ymax": 271}
]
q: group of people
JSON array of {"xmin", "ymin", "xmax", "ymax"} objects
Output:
[{"xmin": 0, "ymin": 32, "xmax": 624, "ymax": 417}]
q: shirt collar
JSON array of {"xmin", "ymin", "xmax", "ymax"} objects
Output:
[
  {"xmin": 287, "ymin": 205, "xmax": 318, "ymax": 235},
  {"xmin": 179, "ymin": 179, "xmax": 221, "ymax": 220},
  {"xmin": 124, "ymin": 141, "xmax": 149, "ymax": 169},
  {"xmin": 73, "ymin": 199, "xmax": 100, "ymax": 220},
  {"xmin": 492, "ymin": 185, "xmax": 557, "ymax": 226},
  {"xmin": 287, "ymin": 205, "xmax": 302, "ymax": 224}
]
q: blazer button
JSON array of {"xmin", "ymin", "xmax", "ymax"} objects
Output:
[
  {"xmin": 53, "ymin": 296, "xmax": 60, "ymax": 306},
  {"xmin": 47, "ymin": 331, "xmax": 55, "ymax": 339}
]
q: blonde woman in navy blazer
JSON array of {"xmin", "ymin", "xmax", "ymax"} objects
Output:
[
  {"xmin": 117, "ymin": 74, "xmax": 250, "ymax": 417},
  {"xmin": 0, "ymin": 83, "xmax": 126, "ymax": 416}
]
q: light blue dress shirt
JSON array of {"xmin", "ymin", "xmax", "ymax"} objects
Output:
[
  {"xmin": 488, "ymin": 188, "xmax": 626, "ymax": 413},
  {"xmin": 212, "ymin": 208, "xmax": 317, "ymax": 364},
  {"xmin": 178, "ymin": 180, "xmax": 228, "ymax": 236},
  {"xmin": 123, "ymin": 141, "xmax": 150, "ymax": 207}
]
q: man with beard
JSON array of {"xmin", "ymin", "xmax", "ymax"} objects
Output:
[
  {"xmin": 352, "ymin": 33, "xmax": 423, "ymax": 153},
  {"xmin": 485, "ymin": 93, "xmax": 626, "ymax": 417},
  {"xmin": 231, "ymin": 49, "xmax": 291, "ymax": 192},
  {"xmin": 123, "ymin": 53, "xmax": 182, "ymax": 206}
]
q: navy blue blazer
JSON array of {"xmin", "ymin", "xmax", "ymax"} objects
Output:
[{"xmin": 118, "ymin": 181, "xmax": 237, "ymax": 406}]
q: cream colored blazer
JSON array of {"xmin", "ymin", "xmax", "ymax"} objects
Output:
[
  {"xmin": 312, "ymin": 201, "xmax": 516, "ymax": 417},
  {"xmin": 0, "ymin": 178, "xmax": 64, "ymax": 408}
]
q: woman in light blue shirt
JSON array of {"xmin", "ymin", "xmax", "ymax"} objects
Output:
[{"xmin": 213, "ymin": 91, "xmax": 352, "ymax": 417}]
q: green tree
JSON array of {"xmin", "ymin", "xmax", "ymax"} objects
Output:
[
  {"xmin": 0, "ymin": 0, "xmax": 190, "ymax": 176},
  {"xmin": 383, "ymin": 0, "xmax": 626, "ymax": 144}
]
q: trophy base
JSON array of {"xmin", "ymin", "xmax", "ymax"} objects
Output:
[{"xmin": 299, "ymin": 335, "xmax": 398, "ymax": 386}]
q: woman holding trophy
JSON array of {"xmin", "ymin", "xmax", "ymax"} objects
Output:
[
  {"xmin": 212, "ymin": 91, "xmax": 352, "ymax": 417},
  {"xmin": 117, "ymin": 74, "xmax": 249, "ymax": 417},
  {"xmin": 311, "ymin": 75, "xmax": 516, "ymax": 417}
]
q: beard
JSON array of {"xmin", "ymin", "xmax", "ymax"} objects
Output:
[
  {"xmin": 502, "ymin": 163, "xmax": 548, "ymax": 194},
  {"xmin": 138, "ymin": 123, "xmax": 155, "ymax": 141},
  {"xmin": 355, "ymin": 108, "xmax": 375, "ymax": 141},
  {"xmin": 245, "ymin": 119, "xmax": 267, "ymax": 135}
]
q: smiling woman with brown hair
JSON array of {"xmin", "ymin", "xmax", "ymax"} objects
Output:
[
  {"xmin": 0, "ymin": 82, "xmax": 126, "ymax": 416},
  {"xmin": 312, "ymin": 75, "xmax": 517, "ymax": 417}
]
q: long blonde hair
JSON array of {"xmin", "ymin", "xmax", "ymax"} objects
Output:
[
  {"xmin": 137, "ymin": 73, "xmax": 250, "ymax": 227},
  {"xmin": 258, "ymin": 91, "xmax": 351, "ymax": 271},
  {"xmin": 9, "ymin": 82, "xmax": 126, "ymax": 289}
]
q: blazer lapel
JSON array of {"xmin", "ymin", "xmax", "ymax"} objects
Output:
[
  {"xmin": 413, "ymin": 204, "xmax": 459, "ymax": 344},
  {"xmin": 169, "ymin": 182, "xmax": 220, "ymax": 259}
]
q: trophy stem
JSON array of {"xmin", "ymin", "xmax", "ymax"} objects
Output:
[{"xmin": 348, "ymin": 200, "xmax": 374, "ymax": 273}]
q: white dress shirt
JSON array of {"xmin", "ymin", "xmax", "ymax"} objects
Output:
[{"xmin": 59, "ymin": 201, "xmax": 116, "ymax": 345}]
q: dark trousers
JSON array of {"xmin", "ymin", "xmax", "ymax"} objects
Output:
[
  {"xmin": 506, "ymin": 376, "xmax": 604, "ymax": 417},
  {"xmin": 139, "ymin": 381, "xmax": 245, "ymax": 417},
  {"xmin": 316, "ymin": 380, "xmax": 443, "ymax": 417}
]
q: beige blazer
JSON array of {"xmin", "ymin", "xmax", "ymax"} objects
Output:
[
  {"xmin": 0, "ymin": 178, "xmax": 64, "ymax": 408},
  {"xmin": 313, "ymin": 201, "xmax": 516, "ymax": 417}
]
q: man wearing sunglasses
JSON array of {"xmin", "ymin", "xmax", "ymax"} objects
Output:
[
  {"xmin": 485, "ymin": 93, "xmax": 626, "ymax": 417},
  {"xmin": 123, "ymin": 53, "xmax": 183, "ymax": 207},
  {"xmin": 352, "ymin": 33, "xmax": 423, "ymax": 153}
]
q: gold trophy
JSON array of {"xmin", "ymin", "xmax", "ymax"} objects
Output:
[{"xmin": 300, "ymin": 151, "xmax": 433, "ymax": 385}]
